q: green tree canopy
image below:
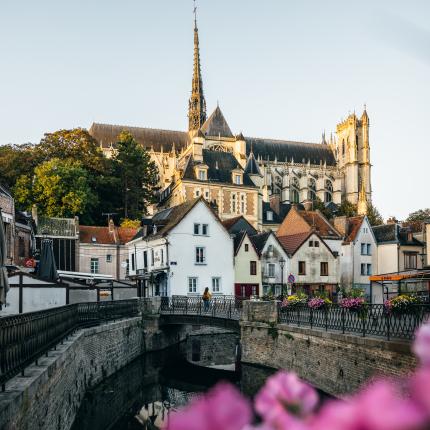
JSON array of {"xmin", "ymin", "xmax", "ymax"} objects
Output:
[
  {"xmin": 406, "ymin": 208, "xmax": 430, "ymax": 222},
  {"xmin": 112, "ymin": 131, "xmax": 159, "ymax": 219},
  {"xmin": 366, "ymin": 202, "xmax": 384, "ymax": 226},
  {"xmin": 14, "ymin": 158, "xmax": 97, "ymax": 224},
  {"xmin": 337, "ymin": 200, "xmax": 358, "ymax": 218}
]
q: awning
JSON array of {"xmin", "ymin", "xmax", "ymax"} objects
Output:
[{"xmin": 369, "ymin": 270, "xmax": 430, "ymax": 282}]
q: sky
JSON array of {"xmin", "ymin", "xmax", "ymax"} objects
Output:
[{"xmin": 0, "ymin": 0, "xmax": 429, "ymax": 220}]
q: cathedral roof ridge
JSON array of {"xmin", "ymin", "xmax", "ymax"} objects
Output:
[
  {"xmin": 244, "ymin": 135, "xmax": 323, "ymax": 147},
  {"xmin": 90, "ymin": 122, "xmax": 186, "ymax": 136}
]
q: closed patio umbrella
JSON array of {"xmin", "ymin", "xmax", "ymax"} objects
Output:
[
  {"xmin": 0, "ymin": 209, "xmax": 10, "ymax": 305},
  {"xmin": 37, "ymin": 237, "xmax": 58, "ymax": 282}
]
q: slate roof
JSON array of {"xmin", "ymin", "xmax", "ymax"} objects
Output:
[
  {"xmin": 233, "ymin": 231, "xmax": 246, "ymax": 255},
  {"xmin": 343, "ymin": 216, "xmax": 364, "ymax": 244},
  {"xmin": 79, "ymin": 225, "xmax": 137, "ymax": 245},
  {"xmin": 88, "ymin": 123, "xmax": 189, "ymax": 152},
  {"xmin": 183, "ymin": 150, "xmax": 256, "ymax": 187},
  {"xmin": 244, "ymin": 151, "xmax": 262, "ymax": 176},
  {"xmin": 249, "ymin": 232, "xmax": 271, "ymax": 256},
  {"xmin": 372, "ymin": 224, "xmax": 424, "ymax": 246},
  {"xmin": 222, "ymin": 216, "xmax": 257, "ymax": 236},
  {"xmin": 201, "ymin": 106, "xmax": 233, "ymax": 138},
  {"xmin": 245, "ymin": 137, "xmax": 336, "ymax": 166}
]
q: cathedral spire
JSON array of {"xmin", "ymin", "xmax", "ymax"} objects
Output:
[
  {"xmin": 357, "ymin": 181, "xmax": 368, "ymax": 215},
  {"xmin": 188, "ymin": 1, "xmax": 207, "ymax": 131}
]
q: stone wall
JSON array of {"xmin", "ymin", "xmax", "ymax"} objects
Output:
[{"xmin": 241, "ymin": 301, "xmax": 416, "ymax": 397}]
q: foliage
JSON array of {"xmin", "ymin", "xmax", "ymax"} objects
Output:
[
  {"xmin": 366, "ymin": 202, "xmax": 384, "ymax": 226},
  {"xmin": 384, "ymin": 294, "xmax": 420, "ymax": 315},
  {"xmin": 112, "ymin": 131, "xmax": 159, "ymax": 219},
  {"xmin": 120, "ymin": 218, "xmax": 141, "ymax": 228},
  {"xmin": 312, "ymin": 197, "xmax": 332, "ymax": 219},
  {"xmin": 308, "ymin": 297, "xmax": 332, "ymax": 309},
  {"xmin": 337, "ymin": 200, "xmax": 357, "ymax": 218},
  {"xmin": 14, "ymin": 158, "xmax": 97, "ymax": 224},
  {"xmin": 167, "ymin": 320, "xmax": 430, "ymax": 430},
  {"xmin": 281, "ymin": 292, "xmax": 308, "ymax": 308},
  {"xmin": 406, "ymin": 208, "xmax": 430, "ymax": 222}
]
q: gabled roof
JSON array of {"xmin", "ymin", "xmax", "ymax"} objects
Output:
[
  {"xmin": 201, "ymin": 106, "xmax": 233, "ymax": 138},
  {"xmin": 88, "ymin": 123, "xmax": 189, "ymax": 152},
  {"xmin": 79, "ymin": 225, "xmax": 137, "ymax": 245},
  {"xmin": 245, "ymin": 137, "xmax": 336, "ymax": 166},
  {"xmin": 244, "ymin": 151, "xmax": 262, "ymax": 176},
  {"xmin": 182, "ymin": 150, "xmax": 256, "ymax": 187},
  {"xmin": 343, "ymin": 216, "xmax": 365, "ymax": 244},
  {"xmin": 277, "ymin": 231, "xmax": 337, "ymax": 258},
  {"xmin": 222, "ymin": 216, "xmax": 257, "ymax": 236},
  {"xmin": 249, "ymin": 231, "xmax": 271, "ymax": 256},
  {"xmin": 299, "ymin": 211, "xmax": 341, "ymax": 238}
]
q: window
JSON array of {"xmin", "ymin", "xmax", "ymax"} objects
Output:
[
  {"xmin": 188, "ymin": 277, "xmax": 198, "ymax": 293},
  {"xmin": 290, "ymin": 177, "xmax": 300, "ymax": 204},
  {"xmin": 231, "ymin": 194, "xmax": 237, "ymax": 213},
  {"xmin": 268, "ymin": 244, "xmax": 274, "ymax": 253},
  {"xmin": 267, "ymin": 211, "xmax": 273, "ymax": 221},
  {"xmin": 194, "ymin": 223, "xmax": 200, "ymax": 235},
  {"xmin": 205, "ymin": 190, "xmax": 209, "ymax": 199},
  {"xmin": 308, "ymin": 178, "xmax": 317, "ymax": 201},
  {"xmin": 309, "ymin": 240, "xmax": 313, "ymax": 247},
  {"xmin": 314, "ymin": 241, "xmax": 319, "ymax": 247},
  {"xmin": 90, "ymin": 258, "xmax": 99, "ymax": 274},
  {"xmin": 252, "ymin": 286, "xmax": 257, "ymax": 295},
  {"xmin": 235, "ymin": 174, "xmax": 242, "ymax": 185},
  {"xmin": 195, "ymin": 189, "xmax": 200, "ymax": 197},
  {"xmin": 320, "ymin": 262, "xmax": 328, "ymax": 276},
  {"xmin": 106, "ymin": 254, "xmax": 112, "ymax": 263},
  {"xmin": 131, "ymin": 253, "xmax": 135, "ymax": 271},
  {"xmin": 298, "ymin": 261, "xmax": 306, "ymax": 275},
  {"xmin": 161, "ymin": 249, "xmax": 164, "ymax": 264},
  {"xmin": 367, "ymin": 244, "xmax": 371, "ymax": 255},
  {"xmin": 309, "ymin": 241, "xmax": 319, "ymax": 248},
  {"xmin": 151, "ymin": 249, "xmax": 154, "ymax": 266},
  {"xmin": 202, "ymin": 224, "xmax": 208, "ymax": 235},
  {"xmin": 268, "ymin": 263, "xmax": 275, "ymax": 277},
  {"xmin": 325, "ymin": 180, "xmax": 333, "ymax": 203},
  {"xmin": 143, "ymin": 251, "xmax": 148, "ymax": 268},
  {"xmin": 212, "ymin": 277, "xmax": 221, "ymax": 293},
  {"xmin": 240, "ymin": 194, "xmax": 245, "ymax": 213},
  {"xmin": 18, "ymin": 237, "xmax": 25, "ymax": 257},
  {"xmin": 250, "ymin": 261, "xmax": 257, "ymax": 275},
  {"xmin": 198, "ymin": 170, "xmax": 206, "ymax": 180},
  {"xmin": 367, "ymin": 264, "xmax": 372, "ymax": 275},
  {"xmin": 195, "ymin": 247, "xmax": 206, "ymax": 264},
  {"xmin": 361, "ymin": 263, "xmax": 366, "ymax": 276},
  {"xmin": 404, "ymin": 253, "xmax": 417, "ymax": 269},
  {"xmin": 361, "ymin": 243, "xmax": 366, "ymax": 255},
  {"xmin": 245, "ymin": 244, "xmax": 249, "ymax": 252}
]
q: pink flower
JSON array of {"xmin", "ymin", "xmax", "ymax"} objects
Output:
[
  {"xmin": 255, "ymin": 371, "xmax": 318, "ymax": 429},
  {"xmin": 410, "ymin": 368, "xmax": 430, "ymax": 416},
  {"xmin": 165, "ymin": 382, "xmax": 252, "ymax": 430},
  {"xmin": 310, "ymin": 380, "xmax": 427, "ymax": 430},
  {"xmin": 413, "ymin": 321, "xmax": 430, "ymax": 368}
]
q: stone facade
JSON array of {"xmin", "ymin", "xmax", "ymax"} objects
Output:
[{"xmin": 241, "ymin": 301, "xmax": 416, "ymax": 397}]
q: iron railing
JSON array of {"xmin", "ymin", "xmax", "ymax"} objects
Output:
[
  {"xmin": 0, "ymin": 299, "xmax": 139, "ymax": 389},
  {"xmin": 160, "ymin": 295, "xmax": 244, "ymax": 320},
  {"xmin": 278, "ymin": 303, "xmax": 430, "ymax": 340}
]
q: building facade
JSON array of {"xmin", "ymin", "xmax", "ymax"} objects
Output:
[{"xmin": 88, "ymin": 12, "xmax": 372, "ymax": 228}]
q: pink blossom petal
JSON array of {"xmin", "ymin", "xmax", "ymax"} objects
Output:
[
  {"xmin": 410, "ymin": 368, "xmax": 430, "ymax": 415},
  {"xmin": 165, "ymin": 382, "xmax": 252, "ymax": 430},
  {"xmin": 413, "ymin": 321, "xmax": 430, "ymax": 368}
]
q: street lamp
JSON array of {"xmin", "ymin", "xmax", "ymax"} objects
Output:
[{"xmin": 279, "ymin": 257, "xmax": 285, "ymax": 299}]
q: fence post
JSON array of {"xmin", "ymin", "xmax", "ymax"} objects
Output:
[
  {"xmin": 342, "ymin": 307, "xmax": 345, "ymax": 334},
  {"xmin": 310, "ymin": 308, "xmax": 313, "ymax": 329}
]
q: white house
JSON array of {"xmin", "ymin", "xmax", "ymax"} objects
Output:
[
  {"xmin": 127, "ymin": 198, "xmax": 234, "ymax": 297},
  {"xmin": 334, "ymin": 216, "xmax": 379, "ymax": 302},
  {"xmin": 278, "ymin": 232, "xmax": 339, "ymax": 299}
]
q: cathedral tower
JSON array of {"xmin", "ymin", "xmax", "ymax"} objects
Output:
[{"xmin": 188, "ymin": 5, "xmax": 207, "ymax": 132}]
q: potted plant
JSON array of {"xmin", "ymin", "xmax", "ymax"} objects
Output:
[
  {"xmin": 281, "ymin": 292, "xmax": 308, "ymax": 309},
  {"xmin": 339, "ymin": 288, "xmax": 367, "ymax": 314},
  {"xmin": 308, "ymin": 297, "xmax": 332, "ymax": 310},
  {"xmin": 384, "ymin": 294, "xmax": 420, "ymax": 316}
]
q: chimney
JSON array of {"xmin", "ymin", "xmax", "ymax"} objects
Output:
[
  {"xmin": 108, "ymin": 218, "xmax": 115, "ymax": 233},
  {"xmin": 303, "ymin": 199, "xmax": 313, "ymax": 211},
  {"xmin": 269, "ymin": 194, "xmax": 280, "ymax": 215},
  {"xmin": 333, "ymin": 216, "xmax": 349, "ymax": 236}
]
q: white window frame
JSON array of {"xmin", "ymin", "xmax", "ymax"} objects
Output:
[
  {"xmin": 212, "ymin": 277, "xmax": 221, "ymax": 293},
  {"xmin": 106, "ymin": 254, "xmax": 112, "ymax": 263},
  {"xmin": 198, "ymin": 170, "xmax": 206, "ymax": 181},
  {"xmin": 195, "ymin": 246, "xmax": 206, "ymax": 264},
  {"xmin": 235, "ymin": 174, "xmax": 242, "ymax": 185},
  {"xmin": 188, "ymin": 277, "xmax": 198, "ymax": 294},
  {"xmin": 267, "ymin": 263, "xmax": 275, "ymax": 277},
  {"xmin": 90, "ymin": 258, "xmax": 99, "ymax": 274},
  {"xmin": 267, "ymin": 211, "xmax": 273, "ymax": 221}
]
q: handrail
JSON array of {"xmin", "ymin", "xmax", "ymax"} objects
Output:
[{"xmin": 0, "ymin": 299, "xmax": 139, "ymax": 390}]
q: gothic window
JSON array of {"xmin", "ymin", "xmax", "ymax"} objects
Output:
[
  {"xmin": 342, "ymin": 140, "xmax": 345, "ymax": 157},
  {"xmin": 308, "ymin": 178, "xmax": 317, "ymax": 201},
  {"xmin": 324, "ymin": 180, "xmax": 333, "ymax": 203},
  {"xmin": 290, "ymin": 177, "xmax": 300, "ymax": 203}
]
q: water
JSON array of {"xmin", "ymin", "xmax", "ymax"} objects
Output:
[{"xmin": 72, "ymin": 342, "xmax": 276, "ymax": 430}]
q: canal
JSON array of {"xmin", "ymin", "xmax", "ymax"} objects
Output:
[{"xmin": 71, "ymin": 330, "xmax": 277, "ymax": 430}]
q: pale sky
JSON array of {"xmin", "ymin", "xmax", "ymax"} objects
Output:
[{"xmin": 0, "ymin": 0, "xmax": 429, "ymax": 220}]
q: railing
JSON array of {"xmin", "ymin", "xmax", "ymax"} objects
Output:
[
  {"xmin": 160, "ymin": 296, "xmax": 244, "ymax": 321},
  {"xmin": 0, "ymin": 299, "xmax": 139, "ymax": 389},
  {"xmin": 278, "ymin": 303, "xmax": 430, "ymax": 340}
]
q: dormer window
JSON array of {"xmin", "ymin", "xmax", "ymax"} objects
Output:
[
  {"xmin": 267, "ymin": 211, "xmax": 273, "ymax": 221},
  {"xmin": 198, "ymin": 170, "xmax": 206, "ymax": 180},
  {"xmin": 194, "ymin": 164, "xmax": 208, "ymax": 181},
  {"xmin": 234, "ymin": 174, "xmax": 242, "ymax": 185}
]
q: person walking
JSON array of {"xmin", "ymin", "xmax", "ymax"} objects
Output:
[{"xmin": 202, "ymin": 287, "xmax": 212, "ymax": 312}]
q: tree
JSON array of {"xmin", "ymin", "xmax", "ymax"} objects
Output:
[
  {"xmin": 337, "ymin": 200, "xmax": 357, "ymax": 218},
  {"xmin": 366, "ymin": 202, "xmax": 384, "ymax": 226},
  {"xmin": 112, "ymin": 131, "xmax": 159, "ymax": 219},
  {"xmin": 14, "ymin": 158, "xmax": 97, "ymax": 224},
  {"xmin": 406, "ymin": 208, "xmax": 430, "ymax": 222},
  {"xmin": 312, "ymin": 197, "xmax": 332, "ymax": 219}
]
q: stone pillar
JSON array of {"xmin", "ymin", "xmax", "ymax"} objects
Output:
[{"xmin": 241, "ymin": 300, "xmax": 278, "ymax": 324}]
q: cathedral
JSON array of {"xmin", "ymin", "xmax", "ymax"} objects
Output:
[{"xmin": 89, "ymin": 11, "xmax": 371, "ymax": 230}]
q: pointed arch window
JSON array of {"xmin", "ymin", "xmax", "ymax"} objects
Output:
[
  {"xmin": 290, "ymin": 176, "xmax": 300, "ymax": 204},
  {"xmin": 325, "ymin": 180, "xmax": 333, "ymax": 203},
  {"xmin": 308, "ymin": 178, "xmax": 317, "ymax": 201}
]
